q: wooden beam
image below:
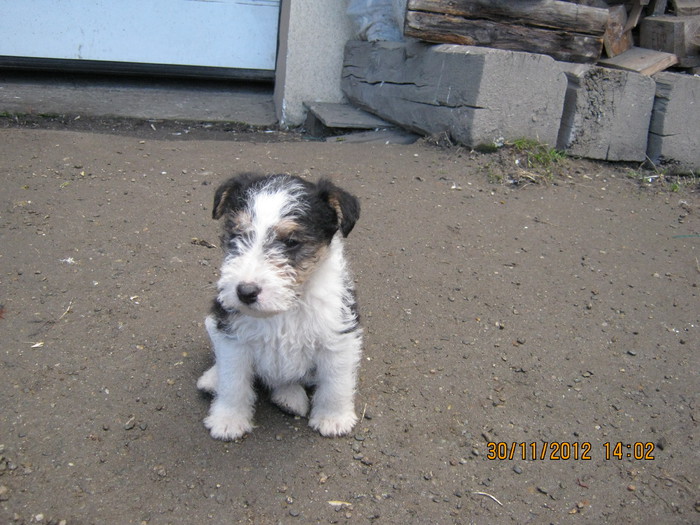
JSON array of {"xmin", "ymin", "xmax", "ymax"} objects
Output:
[
  {"xmin": 405, "ymin": 10, "xmax": 604, "ymax": 63},
  {"xmin": 407, "ymin": 0, "xmax": 609, "ymax": 35},
  {"xmin": 670, "ymin": 0, "xmax": 700, "ymax": 15},
  {"xmin": 640, "ymin": 15, "xmax": 700, "ymax": 67},
  {"xmin": 625, "ymin": 0, "xmax": 651, "ymax": 32},
  {"xmin": 648, "ymin": 0, "xmax": 669, "ymax": 16}
]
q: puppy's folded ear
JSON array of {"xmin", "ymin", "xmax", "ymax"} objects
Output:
[
  {"xmin": 212, "ymin": 173, "xmax": 263, "ymax": 220},
  {"xmin": 316, "ymin": 179, "xmax": 361, "ymax": 237}
]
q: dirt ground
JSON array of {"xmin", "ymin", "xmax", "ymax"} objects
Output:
[{"xmin": 1, "ymin": 122, "xmax": 698, "ymax": 525}]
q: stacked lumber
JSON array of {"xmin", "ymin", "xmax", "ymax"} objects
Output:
[
  {"xmin": 404, "ymin": 0, "xmax": 700, "ymax": 73},
  {"xmin": 599, "ymin": 0, "xmax": 699, "ymax": 74},
  {"xmin": 404, "ymin": 0, "xmax": 609, "ymax": 63},
  {"xmin": 640, "ymin": 4, "xmax": 700, "ymax": 68}
]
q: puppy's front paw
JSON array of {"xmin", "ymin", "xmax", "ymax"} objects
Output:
[
  {"xmin": 196, "ymin": 365, "xmax": 218, "ymax": 394},
  {"xmin": 204, "ymin": 408, "xmax": 253, "ymax": 441},
  {"xmin": 309, "ymin": 410, "xmax": 358, "ymax": 437}
]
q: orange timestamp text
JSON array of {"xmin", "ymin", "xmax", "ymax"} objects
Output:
[{"xmin": 486, "ymin": 441, "xmax": 656, "ymax": 461}]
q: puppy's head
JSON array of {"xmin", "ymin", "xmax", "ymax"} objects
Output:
[{"xmin": 211, "ymin": 173, "xmax": 360, "ymax": 317}]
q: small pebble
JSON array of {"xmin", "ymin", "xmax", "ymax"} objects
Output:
[
  {"xmin": 656, "ymin": 437, "xmax": 668, "ymax": 450},
  {"xmin": 513, "ymin": 466, "xmax": 522, "ymax": 474}
]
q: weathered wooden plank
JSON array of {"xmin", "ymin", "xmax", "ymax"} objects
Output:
[
  {"xmin": 407, "ymin": 0, "xmax": 609, "ymax": 35},
  {"xmin": 604, "ymin": 5, "xmax": 634, "ymax": 57},
  {"xmin": 598, "ymin": 46, "xmax": 678, "ymax": 75},
  {"xmin": 624, "ymin": 0, "xmax": 650, "ymax": 32},
  {"xmin": 647, "ymin": 0, "xmax": 669, "ymax": 16},
  {"xmin": 670, "ymin": 0, "xmax": 700, "ymax": 15},
  {"xmin": 405, "ymin": 11, "xmax": 604, "ymax": 63}
]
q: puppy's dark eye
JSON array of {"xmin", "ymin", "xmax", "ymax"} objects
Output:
[{"xmin": 281, "ymin": 237, "xmax": 301, "ymax": 249}]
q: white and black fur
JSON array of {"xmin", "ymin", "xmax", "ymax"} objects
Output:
[{"xmin": 197, "ymin": 173, "xmax": 362, "ymax": 440}]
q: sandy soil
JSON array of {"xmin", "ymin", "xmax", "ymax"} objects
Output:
[{"xmin": 1, "ymin": 124, "xmax": 698, "ymax": 524}]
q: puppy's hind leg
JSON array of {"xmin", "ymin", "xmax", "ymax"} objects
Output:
[
  {"xmin": 196, "ymin": 364, "xmax": 218, "ymax": 394},
  {"xmin": 271, "ymin": 383, "xmax": 309, "ymax": 417}
]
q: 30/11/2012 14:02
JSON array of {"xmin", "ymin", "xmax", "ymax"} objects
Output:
[{"xmin": 485, "ymin": 441, "xmax": 656, "ymax": 461}]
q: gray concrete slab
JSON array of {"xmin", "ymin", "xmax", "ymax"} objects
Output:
[
  {"xmin": 305, "ymin": 102, "xmax": 394, "ymax": 130},
  {"xmin": 342, "ymin": 41, "xmax": 567, "ymax": 149},
  {"xmin": 648, "ymin": 71, "xmax": 700, "ymax": 172},
  {"xmin": 556, "ymin": 64, "xmax": 656, "ymax": 162},
  {"xmin": 0, "ymin": 72, "xmax": 277, "ymax": 127},
  {"xmin": 325, "ymin": 128, "xmax": 419, "ymax": 144}
]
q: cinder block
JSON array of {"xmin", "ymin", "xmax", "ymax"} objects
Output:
[
  {"xmin": 556, "ymin": 64, "xmax": 656, "ymax": 162},
  {"xmin": 342, "ymin": 41, "xmax": 567, "ymax": 148},
  {"xmin": 648, "ymin": 71, "xmax": 700, "ymax": 172}
]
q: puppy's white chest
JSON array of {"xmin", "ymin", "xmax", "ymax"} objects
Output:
[
  {"xmin": 254, "ymin": 339, "xmax": 316, "ymax": 385},
  {"xmin": 238, "ymin": 314, "xmax": 321, "ymax": 385}
]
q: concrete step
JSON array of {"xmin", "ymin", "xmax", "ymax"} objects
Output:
[
  {"xmin": 303, "ymin": 101, "xmax": 395, "ymax": 136},
  {"xmin": 0, "ymin": 71, "xmax": 277, "ymax": 127}
]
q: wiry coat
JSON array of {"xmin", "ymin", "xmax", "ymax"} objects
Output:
[{"xmin": 197, "ymin": 174, "xmax": 362, "ymax": 440}]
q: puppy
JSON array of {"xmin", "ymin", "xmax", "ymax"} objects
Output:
[{"xmin": 197, "ymin": 173, "xmax": 362, "ymax": 440}]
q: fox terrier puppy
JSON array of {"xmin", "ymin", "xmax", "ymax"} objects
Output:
[{"xmin": 197, "ymin": 173, "xmax": 362, "ymax": 440}]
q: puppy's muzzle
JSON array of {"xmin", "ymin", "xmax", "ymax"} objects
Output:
[{"xmin": 236, "ymin": 282, "xmax": 262, "ymax": 305}]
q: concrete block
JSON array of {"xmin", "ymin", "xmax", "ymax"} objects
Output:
[
  {"xmin": 556, "ymin": 64, "xmax": 656, "ymax": 162},
  {"xmin": 342, "ymin": 41, "xmax": 567, "ymax": 148},
  {"xmin": 274, "ymin": 0, "xmax": 353, "ymax": 127},
  {"xmin": 648, "ymin": 71, "xmax": 700, "ymax": 172},
  {"xmin": 303, "ymin": 101, "xmax": 394, "ymax": 137}
]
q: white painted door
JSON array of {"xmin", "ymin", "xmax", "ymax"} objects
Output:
[{"xmin": 0, "ymin": 0, "xmax": 280, "ymax": 77}]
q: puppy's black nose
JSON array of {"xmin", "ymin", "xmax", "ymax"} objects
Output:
[{"xmin": 236, "ymin": 283, "xmax": 262, "ymax": 305}]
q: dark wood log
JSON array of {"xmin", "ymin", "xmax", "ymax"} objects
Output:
[
  {"xmin": 407, "ymin": 0, "xmax": 609, "ymax": 35},
  {"xmin": 405, "ymin": 11, "xmax": 604, "ymax": 62}
]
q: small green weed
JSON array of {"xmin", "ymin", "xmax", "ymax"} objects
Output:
[
  {"xmin": 510, "ymin": 138, "xmax": 566, "ymax": 171},
  {"xmin": 625, "ymin": 165, "xmax": 698, "ymax": 193}
]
